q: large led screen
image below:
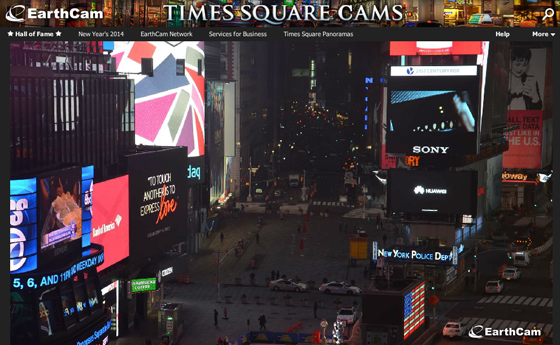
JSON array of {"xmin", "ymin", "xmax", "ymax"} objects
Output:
[
  {"xmin": 386, "ymin": 66, "xmax": 480, "ymax": 155},
  {"xmin": 38, "ymin": 167, "xmax": 83, "ymax": 260},
  {"xmin": 10, "ymin": 178, "xmax": 39, "ymax": 274},
  {"xmin": 110, "ymin": 41, "xmax": 205, "ymax": 157},
  {"xmin": 127, "ymin": 148, "xmax": 188, "ymax": 262},
  {"xmin": 207, "ymin": 81, "xmax": 225, "ymax": 204},
  {"xmin": 92, "ymin": 176, "xmax": 130, "ymax": 272},
  {"xmin": 388, "ymin": 170, "xmax": 477, "ymax": 215}
]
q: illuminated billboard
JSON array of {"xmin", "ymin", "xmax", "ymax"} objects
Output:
[
  {"xmin": 386, "ymin": 66, "xmax": 481, "ymax": 155},
  {"xmin": 390, "ymin": 42, "xmax": 483, "ymax": 56},
  {"xmin": 110, "ymin": 41, "xmax": 205, "ymax": 157},
  {"xmin": 10, "ymin": 178, "xmax": 39, "ymax": 274},
  {"xmin": 38, "ymin": 167, "xmax": 84, "ymax": 262},
  {"xmin": 92, "ymin": 176, "xmax": 130, "ymax": 272},
  {"xmin": 403, "ymin": 281, "xmax": 425, "ymax": 340}
]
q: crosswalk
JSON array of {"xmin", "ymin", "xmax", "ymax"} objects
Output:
[
  {"xmin": 311, "ymin": 201, "xmax": 353, "ymax": 207},
  {"xmin": 477, "ymin": 295, "xmax": 553, "ymax": 308},
  {"xmin": 460, "ymin": 317, "xmax": 553, "ymax": 339}
]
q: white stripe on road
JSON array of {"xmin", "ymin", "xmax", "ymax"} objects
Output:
[
  {"xmin": 547, "ymin": 300, "xmax": 553, "ymax": 307},
  {"xmin": 509, "ymin": 321, "xmax": 520, "ymax": 329},
  {"xmin": 549, "ymin": 331, "xmax": 553, "ymax": 338},
  {"xmin": 486, "ymin": 296, "xmax": 497, "ymax": 303},
  {"xmin": 461, "ymin": 317, "xmax": 471, "ymax": 324},
  {"xmin": 537, "ymin": 323, "xmax": 545, "ymax": 330},
  {"xmin": 507, "ymin": 296, "xmax": 520, "ymax": 304},
  {"xmin": 491, "ymin": 320, "xmax": 504, "ymax": 329},
  {"xmin": 522, "ymin": 297, "xmax": 534, "ymax": 305},
  {"xmin": 494, "ymin": 296, "xmax": 504, "ymax": 303},
  {"xmin": 500, "ymin": 296, "xmax": 512, "ymax": 304},
  {"xmin": 466, "ymin": 318, "xmax": 479, "ymax": 329},
  {"xmin": 498, "ymin": 320, "xmax": 511, "ymax": 330},
  {"xmin": 530, "ymin": 298, "xmax": 542, "ymax": 306},
  {"xmin": 484, "ymin": 319, "xmax": 495, "ymax": 327},
  {"xmin": 527, "ymin": 322, "xmax": 536, "ymax": 329},
  {"xmin": 517, "ymin": 321, "xmax": 528, "ymax": 329},
  {"xmin": 515, "ymin": 296, "xmax": 526, "ymax": 305},
  {"xmin": 538, "ymin": 298, "xmax": 550, "ymax": 307},
  {"xmin": 478, "ymin": 297, "xmax": 489, "ymax": 303},
  {"xmin": 543, "ymin": 324, "xmax": 553, "ymax": 335}
]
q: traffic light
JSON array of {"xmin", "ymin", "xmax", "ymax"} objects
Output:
[{"xmin": 213, "ymin": 257, "xmax": 217, "ymax": 266}]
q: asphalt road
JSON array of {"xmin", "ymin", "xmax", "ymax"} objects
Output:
[{"xmin": 433, "ymin": 248, "xmax": 553, "ymax": 345}]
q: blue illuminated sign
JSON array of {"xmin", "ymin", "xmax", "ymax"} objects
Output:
[
  {"xmin": 11, "ymin": 251, "xmax": 104, "ymax": 290},
  {"xmin": 187, "ymin": 165, "xmax": 201, "ymax": 180},
  {"xmin": 76, "ymin": 319, "xmax": 111, "ymax": 345},
  {"xmin": 377, "ymin": 248, "xmax": 454, "ymax": 262},
  {"xmin": 10, "ymin": 178, "xmax": 38, "ymax": 274},
  {"xmin": 82, "ymin": 166, "xmax": 94, "ymax": 248}
]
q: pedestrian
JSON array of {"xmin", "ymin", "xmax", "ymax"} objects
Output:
[
  {"xmin": 276, "ymin": 270, "xmax": 280, "ymax": 280},
  {"xmin": 297, "ymin": 223, "xmax": 301, "ymax": 233},
  {"xmin": 363, "ymin": 266, "xmax": 368, "ymax": 279},
  {"xmin": 376, "ymin": 213, "xmax": 381, "ymax": 225},
  {"xmin": 217, "ymin": 337, "xmax": 222, "ymax": 345},
  {"xmin": 214, "ymin": 309, "xmax": 218, "ymax": 325},
  {"xmin": 313, "ymin": 301, "xmax": 318, "ymax": 318},
  {"xmin": 383, "ymin": 233, "xmax": 387, "ymax": 247},
  {"xmin": 344, "ymin": 222, "xmax": 348, "ymax": 233},
  {"xmin": 339, "ymin": 222, "xmax": 342, "ymax": 232},
  {"xmin": 146, "ymin": 337, "xmax": 152, "ymax": 345},
  {"xmin": 224, "ymin": 336, "xmax": 229, "ymax": 345},
  {"xmin": 220, "ymin": 232, "xmax": 224, "ymax": 243},
  {"xmin": 134, "ymin": 313, "xmax": 140, "ymax": 329},
  {"xmin": 271, "ymin": 269, "xmax": 276, "ymax": 280},
  {"xmin": 258, "ymin": 313, "xmax": 267, "ymax": 330},
  {"xmin": 255, "ymin": 232, "xmax": 260, "ymax": 244}
]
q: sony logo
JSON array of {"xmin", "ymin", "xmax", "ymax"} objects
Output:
[{"xmin": 412, "ymin": 146, "xmax": 450, "ymax": 154}]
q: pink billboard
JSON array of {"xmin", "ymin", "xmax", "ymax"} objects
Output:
[
  {"xmin": 92, "ymin": 176, "xmax": 130, "ymax": 272},
  {"xmin": 503, "ymin": 110, "xmax": 543, "ymax": 170}
]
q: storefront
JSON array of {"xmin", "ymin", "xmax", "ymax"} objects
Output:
[
  {"xmin": 101, "ymin": 280, "xmax": 122, "ymax": 339},
  {"xmin": 501, "ymin": 171, "xmax": 550, "ymax": 213}
]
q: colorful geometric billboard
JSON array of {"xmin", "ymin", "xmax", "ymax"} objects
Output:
[{"xmin": 110, "ymin": 41, "xmax": 205, "ymax": 157}]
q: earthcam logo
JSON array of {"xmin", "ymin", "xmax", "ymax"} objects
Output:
[
  {"xmin": 5, "ymin": 4, "xmax": 103, "ymax": 23},
  {"xmin": 6, "ymin": 5, "xmax": 26, "ymax": 23},
  {"xmin": 469, "ymin": 325, "xmax": 542, "ymax": 339}
]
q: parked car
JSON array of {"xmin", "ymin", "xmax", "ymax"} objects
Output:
[
  {"xmin": 269, "ymin": 279, "xmax": 307, "ymax": 292},
  {"xmin": 485, "ymin": 280, "xmax": 504, "ymax": 294},
  {"xmin": 443, "ymin": 319, "xmax": 467, "ymax": 338},
  {"xmin": 502, "ymin": 266, "xmax": 521, "ymax": 281},
  {"xmin": 318, "ymin": 281, "xmax": 361, "ymax": 295},
  {"xmin": 336, "ymin": 306, "xmax": 358, "ymax": 325}
]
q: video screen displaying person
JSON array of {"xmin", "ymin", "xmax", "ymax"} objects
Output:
[{"xmin": 508, "ymin": 47, "xmax": 543, "ymax": 110}]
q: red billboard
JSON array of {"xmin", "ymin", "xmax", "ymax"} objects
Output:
[
  {"xmin": 503, "ymin": 110, "xmax": 543, "ymax": 169},
  {"xmin": 92, "ymin": 176, "xmax": 130, "ymax": 272},
  {"xmin": 390, "ymin": 41, "xmax": 483, "ymax": 56}
]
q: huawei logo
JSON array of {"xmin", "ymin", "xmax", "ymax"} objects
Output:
[{"xmin": 414, "ymin": 186, "xmax": 425, "ymax": 194}]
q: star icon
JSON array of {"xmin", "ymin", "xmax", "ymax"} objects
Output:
[
  {"xmin": 55, "ymin": 31, "xmax": 61, "ymax": 37},
  {"xmin": 8, "ymin": 31, "xmax": 13, "ymax": 37}
]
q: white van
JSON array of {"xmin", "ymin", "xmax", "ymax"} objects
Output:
[{"xmin": 512, "ymin": 251, "xmax": 531, "ymax": 267}]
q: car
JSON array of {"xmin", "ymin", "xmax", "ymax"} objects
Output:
[
  {"xmin": 336, "ymin": 306, "xmax": 358, "ymax": 325},
  {"xmin": 402, "ymin": 20, "xmax": 443, "ymax": 27},
  {"xmin": 523, "ymin": 327, "xmax": 546, "ymax": 344},
  {"xmin": 318, "ymin": 281, "xmax": 361, "ymax": 295},
  {"xmin": 485, "ymin": 280, "xmax": 504, "ymax": 294},
  {"xmin": 443, "ymin": 319, "xmax": 467, "ymax": 338},
  {"xmin": 502, "ymin": 266, "xmax": 521, "ymax": 280},
  {"xmin": 269, "ymin": 279, "xmax": 307, "ymax": 292}
]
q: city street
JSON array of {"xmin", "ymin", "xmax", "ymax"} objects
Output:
[{"xmin": 433, "ymin": 249, "xmax": 553, "ymax": 344}]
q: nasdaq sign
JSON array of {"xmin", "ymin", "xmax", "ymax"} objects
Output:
[{"xmin": 10, "ymin": 178, "xmax": 39, "ymax": 274}]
